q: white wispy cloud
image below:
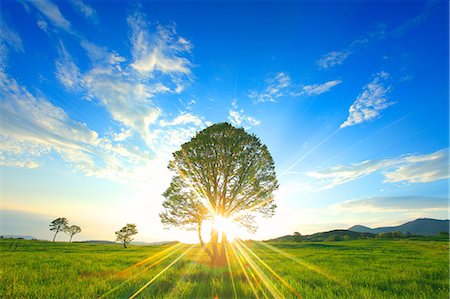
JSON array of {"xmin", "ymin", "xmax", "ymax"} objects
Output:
[
  {"xmin": 340, "ymin": 71, "xmax": 393, "ymax": 129},
  {"xmin": 37, "ymin": 19, "xmax": 50, "ymax": 33},
  {"xmin": 307, "ymin": 149, "xmax": 449, "ymax": 189},
  {"xmin": 54, "ymin": 12, "xmax": 193, "ymax": 147},
  {"xmin": 0, "ymin": 70, "xmax": 165, "ymax": 183},
  {"xmin": 128, "ymin": 13, "xmax": 192, "ymax": 77},
  {"xmin": 228, "ymin": 100, "xmax": 260, "ymax": 129},
  {"xmin": 248, "ymin": 72, "xmax": 291, "ymax": 103},
  {"xmin": 250, "ymin": 73, "xmax": 341, "ymax": 103},
  {"xmin": 297, "ymin": 80, "xmax": 342, "ymax": 96},
  {"xmin": 0, "ymin": 71, "xmax": 99, "ymax": 171},
  {"xmin": 0, "ymin": 20, "xmax": 24, "ymax": 71},
  {"xmin": 112, "ymin": 128, "xmax": 133, "ymax": 142},
  {"xmin": 55, "ymin": 41, "xmax": 83, "ymax": 91},
  {"xmin": 316, "ymin": 51, "xmax": 351, "ymax": 69},
  {"xmin": 316, "ymin": 24, "xmax": 386, "ymax": 70},
  {"xmin": 83, "ymin": 65, "xmax": 163, "ymax": 146},
  {"xmin": 160, "ymin": 113, "xmax": 203, "ymax": 127},
  {"xmin": 69, "ymin": 0, "xmax": 96, "ymax": 20},
  {"xmin": 384, "ymin": 149, "xmax": 449, "ymax": 183},
  {"xmin": 335, "ymin": 196, "xmax": 448, "ymax": 212},
  {"xmin": 29, "ymin": 0, "xmax": 71, "ymax": 31}
]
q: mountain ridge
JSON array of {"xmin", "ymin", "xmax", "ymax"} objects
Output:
[{"xmin": 348, "ymin": 218, "xmax": 449, "ymax": 236}]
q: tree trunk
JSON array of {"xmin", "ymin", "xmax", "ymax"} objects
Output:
[
  {"xmin": 123, "ymin": 241, "xmax": 127, "ymax": 248},
  {"xmin": 197, "ymin": 222, "xmax": 213, "ymax": 260},
  {"xmin": 219, "ymin": 233, "xmax": 228, "ymax": 266},
  {"xmin": 211, "ymin": 228, "xmax": 219, "ymax": 267},
  {"xmin": 69, "ymin": 235, "xmax": 73, "ymax": 243},
  {"xmin": 52, "ymin": 231, "xmax": 58, "ymax": 242}
]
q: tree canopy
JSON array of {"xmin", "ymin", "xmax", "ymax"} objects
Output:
[
  {"xmin": 50, "ymin": 218, "xmax": 69, "ymax": 242},
  {"xmin": 160, "ymin": 122, "xmax": 278, "ymax": 265},
  {"xmin": 65, "ymin": 225, "xmax": 82, "ymax": 242},
  {"xmin": 115, "ymin": 224, "xmax": 138, "ymax": 248}
]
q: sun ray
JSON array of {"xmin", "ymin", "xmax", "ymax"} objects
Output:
[
  {"xmin": 118, "ymin": 242, "xmax": 184, "ymax": 275},
  {"xmin": 166, "ymin": 245, "xmax": 205, "ymax": 297},
  {"xmin": 312, "ymin": 116, "xmax": 408, "ymax": 171},
  {"xmin": 228, "ymin": 239, "xmax": 260, "ymax": 299},
  {"xmin": 280, "ymin": 128, "xmax": 340, "ymax": 177},
  {"xmin": 255, "ymin": 241, "xmax": 346, "ymax": 286},
  {"xmin": 233, "ymin": 240, "xmax": 284, "ymax": 299},
  {"xmin": 128, "ymin": 244, "xmax": 195, "ymax": 299},
  {"xmin": 237, "ymin": 240, "xmax": 303, "ymax": 298},
  {"xmin": 224, "ymin": 241, "xmax": 238, "ymax": 299},
  {"xmin": 99, "ymin": 243, "xmax": 187, "ymax": 298}
]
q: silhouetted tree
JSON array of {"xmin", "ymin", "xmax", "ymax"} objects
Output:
[
  {"xmin": 115, "ymin": 224, "xmax": 138, "ymax": 248},
  {"xmin": 50, "ymin": 218, "xmax": 68, "ymax": 242},
  {"xmin": 293, "ymin": 232, "xmax": 302, "ymax": 242},
  {"xmin": 160, "ymin": 123, "xmax": 278, "ymax": 266},
  {"xmin": 65, "ymin": 225, "xmax": 82, "ymax": 242}
]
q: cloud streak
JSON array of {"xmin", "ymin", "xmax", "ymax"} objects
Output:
[
  {"xmin": 297, "ymin": 80, "xmax": 342, "ymax": 96},
  {"xmin": 340, "ymin": 71, "xmax": 393, "ymax": 129},
  {"xmin": 0, "ymin": 20, "xmax": 24, "ymax": 71},
  {"xmin": 69, "ymin": 0, "xmax": 96, "ymax": 20},
  {"xmin": 160, "ymin": 113, "xmax": 203, "ymax": 127},
  {"xmin": 55, "ymin": 41, "xmax": 83, "ymax": 91},
  {"xmin": 336, "ymin": 196, "xmax": 448, "ymax": 212},
  {"xmin": 29, "ymin": 0, "xmax": 71, "ymax": 31},
  {"xmin": 0, "ymin": 70, "xmax": 171, "ymax": 183},
  {"xmin": 249, "ymin": 73, "xmax": 341, "ymax": 103},
  {"xmin": 248, "ymin": 72, "xmax": 291, "ymax": 103},
  {"xmin": 307, "ymin": 149, "xmax": 449, "ymax": 189},
  {"xmin": 316, "ymin": 1, "xmax": 440, "ymax": 69},
  {"xmin": 317, "ymin": 51, "xmax": 351, "ymax": 69}
]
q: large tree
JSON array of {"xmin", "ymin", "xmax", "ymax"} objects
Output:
[
  {"xmin": 50, "ymin": 217, "xmax": 68, "ymax": 242},
  {"xmin": 160, "ymin": 123, "xmax": 278, "ymax": 266},
  {"xmin": 115, "ymin": 224, "xmax": 138, "ymax": 248},
  {"xmin": 65, "ymin": 225, "xmax": 82, "ymax": 242}
]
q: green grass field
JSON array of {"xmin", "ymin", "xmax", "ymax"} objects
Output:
[{"xmin": 1, "ymin": 238, "xmax": 448, "ymax": 298}]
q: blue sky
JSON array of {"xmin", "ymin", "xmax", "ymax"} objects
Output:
[{"xmin": 1, "ymin": 0, "xmax": 448, "ymax": 242}]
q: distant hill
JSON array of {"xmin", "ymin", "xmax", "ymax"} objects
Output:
[
  {"xmin": 1, "ymin": 235, "xmax": 37, "ymax": 240},
  {"xmin": 270, "ymin": 230, "xmax": 375, "ymax": 242},
  {"xmin": 77, "ymin": 240, "xmax": 117, "ymax": 244},
  {"xmin": 268, "ymin": 218, "xmax": 449, "ymax": 242},
  {"xmin": 349, "ymin": 218, "xmax": 449, "ymax": 236},
  {"xmin": 131, "ymin": 241, "xmax": 175, "ymax": 246}
]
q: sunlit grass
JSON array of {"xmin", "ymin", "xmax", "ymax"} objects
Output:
[{"xmin": 0, "ymin": 238, "xmax": 448, "ymax": 298}]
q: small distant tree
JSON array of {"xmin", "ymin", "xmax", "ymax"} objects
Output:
[
  {"xmin": 115, "ymin": 224, "xmax": 138, "ymax": 248},
  {"xmin": 343, "ymin": 235, "xmax": 351, "ymax": 241},
  {"xmin": 50, "ymin": 218, "xmax": 68, "ymax": 242},
  {"xmin": 65, "ymin": 225, "xmax": 82, "ymax": 242},
  {"xmin": 293, "ymin": 232, "xmax": 302, "ymax": 242}
]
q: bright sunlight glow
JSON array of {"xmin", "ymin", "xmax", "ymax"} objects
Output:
[{"xmin": 213, "ymin": 215, "xmax": 237, "ymax": 241}]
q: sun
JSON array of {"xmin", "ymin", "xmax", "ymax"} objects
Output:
[{"xmin": 212, "ymin": 215, "xmax": 237, "ymax": 241}]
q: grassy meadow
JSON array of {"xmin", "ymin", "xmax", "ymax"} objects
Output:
[{"xmin": 0, "ymin": 238, "xmax": 448, "ymax": 298}]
